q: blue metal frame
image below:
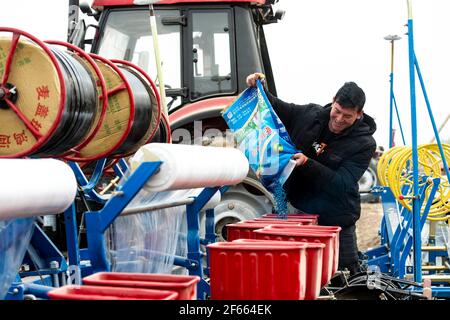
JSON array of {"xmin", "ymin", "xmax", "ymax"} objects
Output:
[
  {"xmin": 366, "ymin": 2, "xmax": 450, "ymax": 294},
  {"xmin": 20, "ymin": 224, "xmax": 68, "ymax": 283},
  {"xmin": 7, "ymin": 281, "xmax": 54, "ymax": 300},
  {"xmin": 389, "ymin": 73, "xmax": 406, "ymax": 147},
  {"xmin": 389, "ymin": 71, "xmax": 394, "ymax": 148},
  {"xmin": 406, "ymin": 11, "xmax": 422, "ymax": 283},
  {"xmin": 392, "ymin": 93, "xmax": 406, "ymax": 146},
  {"xmin": 84, "ymin": 161, "xmax": 163, "ymax": 273},
  {"xmin": 368, "ymin": 2, "xmax": 450, "ymax": 298},
  {"xmin": 185, "ymin": 187, "xmax": 219, "ymax": 299},
  {"xmin": 405, "ymin": 2, "xmax": 450, "ymax": 283},
  {"xmin": 64, "ymin": 203, "xmax": 82, "ymax": 284},
  {"xmin": 76, "ymin": 161, "xmax": 221, "ymax": 299},
  {"xmin": 387, "ymin": 35, "xmax": 406, "ymax": 147},
  {"xmin": 366, "ymin": 177, "xmax": 439, "ymax": 278},
  {"xmin": 396, "ymin": 179, "xmax": 439, "ymax": 278},
  {"xmin": 389, "ymin": 182, "xmax": 425, "ymax": 274},
  {"xmin": 203, "ymin": 208, "xmax": 216, "ymax": 277},
  {"xmin": 5, "ymin": 159, "xmax": 225, "ymax": 300},
  {"xmin": 68, "ymin": 160, "xmax": 108, "ymax": 203},
  {"xmin": 113, "ymin": 158, "xmax": 130, "ymax": 178},
  {"xmin": 413, "ymin": 55, "xmax": 450, "ymax": 182}
]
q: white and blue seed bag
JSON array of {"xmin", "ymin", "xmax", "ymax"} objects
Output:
[{"xmin": 222, "ymin": 80, "xmax": 298, "ymax": 213}]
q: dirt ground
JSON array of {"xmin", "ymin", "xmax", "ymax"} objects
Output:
[{"xmin": 356, "ymin": 203, "xmax": 384, "ymax": 251}]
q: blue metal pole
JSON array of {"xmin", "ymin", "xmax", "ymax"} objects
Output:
[
  {"xmin": 68, "ymin": 160, "xmax": 108, "ymax": 203},
  {"xmin": 406, "ymin": 0, "xmax": 422, "ymax": 283},
  {"xmin": 203, "ymin": 208, "xmax": 216, "ymax": 277},
  {"xmin": 23, "ymin": 283, "xmax": 53, "ymax": 299},
  {"xmin": 393, "ymin": 94, "xmax": 407, "ymax": 145},
  {"xmin": 385, "ymin": 35, "xmax": 401, "ymax": 147},
  {"xmin": 114, "ymin": 158, "xmax": 130, "ymax": 178},
  {"xmin": 389, "ymin": 72, "xmax": 394, "ymax": 147},
  {"xmin": 413, "ymin": 54, "xmax": 450, "ymax": 182},
  {"xmin": 186, "ymin": 187, "xmax": 220, "ymax": 300},
  {"xmin": 64, "ymin": 203, "xmax": 81, "ymax": 284}
]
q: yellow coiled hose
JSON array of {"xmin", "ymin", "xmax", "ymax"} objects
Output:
[{"xmin": 377, "ymin": 144, "xmax": 450, "ymax": 221}]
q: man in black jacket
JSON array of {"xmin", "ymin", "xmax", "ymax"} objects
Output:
[{"xmin": 246, "ymin": 73, "xmax": 377, "ymax": 274}]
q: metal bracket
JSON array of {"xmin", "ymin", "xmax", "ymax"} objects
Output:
[{"xmin": 162, "ymin": 15, "xmax": 187, "ymax": 26}]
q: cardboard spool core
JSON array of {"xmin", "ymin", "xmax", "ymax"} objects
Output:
[
  {"xmin": 0, "ymin": 38, "xmax": 61, "ymax": 156},
  {"xmin": 69, "ymin": 57, "xmax": 132, "ymax": 159}
]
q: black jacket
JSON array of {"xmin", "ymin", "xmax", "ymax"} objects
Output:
[{"xmin": 267, "ymin": 93, "xmax": 377, "ymax": 228}]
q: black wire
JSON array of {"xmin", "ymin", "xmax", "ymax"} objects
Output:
[
  {"xmin": 32, "ymin": 48, "xmax": 97, "ymax": 156},
  {"xmin": 25, "ymin": 248, "xmax": 46, "ymax": 285},
  {"xmin": 338, "ymin": 272, "xmax": 426, "ymax": 300},
  {"xmin": 76, "ymin": 187, "xmax": 91, "ymax": 247},
  {"xmin": 111, "ymin": 66, "xmax": 152, "ymax": 156}
]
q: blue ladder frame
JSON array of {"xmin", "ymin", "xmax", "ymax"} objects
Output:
[{"xmin": 366, "ymin": 177, "xmax": 439, "ymax": 277}]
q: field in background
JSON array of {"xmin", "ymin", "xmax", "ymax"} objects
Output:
[{"xmin": 357, "ymin": 203, "xmax": 383, "ymax": 251}]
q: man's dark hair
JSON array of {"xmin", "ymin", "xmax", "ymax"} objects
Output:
[{"xmin": 335, "ymin": 82, "xmax": 366, "ymax": 112}]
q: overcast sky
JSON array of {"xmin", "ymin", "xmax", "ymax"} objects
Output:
[
  {"xmin": 1, "ymin": 0, "xmax": 449, "ymax": 148},
  {"xmin": 265, "ymin": 0, "xmax": 450, "ymax": 147}
]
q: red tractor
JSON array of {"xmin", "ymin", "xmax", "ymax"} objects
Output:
[{"xmin": 73, "ymin": 0, "xmax": 285, "ymax": 239}]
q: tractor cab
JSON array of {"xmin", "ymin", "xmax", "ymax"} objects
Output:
[
  {"xmin": 71, "ymin": 0, "xmax": 285, "ymax": 239},
  {"xmin": 79, "ymin": 0, "xmax": 282, "ymax": 115}
]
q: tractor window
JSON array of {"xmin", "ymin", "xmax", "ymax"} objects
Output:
[
  {"xmin": 98, "ymin": 9, "xmax": 182, "ymax": 108},
  {"xmin": 190, "ymin": 10, "xmax": 235, "ymax": 100}
]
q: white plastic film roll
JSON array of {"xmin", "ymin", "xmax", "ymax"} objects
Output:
[
  {"xmin": 0, "ymin": 159, "xmax": 77, "ymax": 220},
  {"xmin": 129, "ymin": 143, "xmax": 249, "ymax": 191}
]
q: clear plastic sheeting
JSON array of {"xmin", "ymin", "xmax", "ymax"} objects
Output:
[
  {"xmin": 106, "ymin": 161, "xmax": 222, "ymax": 274},
  {"xmin": 175, "ymin": 211, "xmax": 188, "ymax": 261},
  {"xmin": 105, "ymin": 188, "xmax": 201, "ymax": 274},
  {"xmin": 0, "ymin": 218, "xmax": 35, "ymax": 299}
]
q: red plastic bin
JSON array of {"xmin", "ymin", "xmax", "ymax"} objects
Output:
[
  {"xmin": 48, "ymin": 285, "xmax": 178, "ymax": 300},
  {"xmin": 253, "ymin": 228, "xmax": 336, "ymax": 286},
  {"xmin": 226, "ymin": 221, "xmax": 302, "ymax": 241},
  {"xmin": 82, "ymin": 272, "xmax": 200, "ymax": 300},
  {"xmin": 263, "ymin": 213, "xmax": 319, "ymax": 220},
  {"xmin": 238, "ymin": 220, "xmax": 305, "ymax": 225},
  {"xmin": 232, "ymin": 239, "xmax": 324, "ymax": 300},
  {"xmin": 253, "ymin": 217, "xmax": 317, "ymax": 225},
  {"xmin": 264, "ymin": 225, "xmax": 341, "ymax": 275},
  {"xmin": 207, "ymin": 241, "xmax": 308, "ymax": 300}
]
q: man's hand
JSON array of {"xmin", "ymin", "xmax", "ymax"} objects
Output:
[
  {"xmin": 246, "ymin": 72, "xmax": 266, "ymax": 87},
  {"xmin": 292, "ymin": 153, "xmax": 308, "ymax": 167}
]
